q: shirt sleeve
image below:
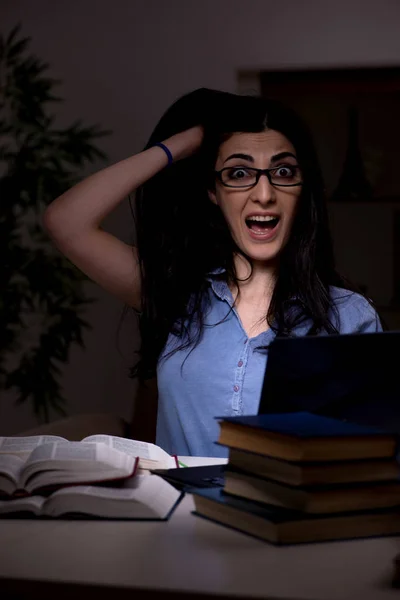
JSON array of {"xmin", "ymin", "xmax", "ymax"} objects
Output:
[
  {"xmin": 346, "ymin": 295, "xmax": 383, "ymax": 333},
  {"xmin": 356, "ymin": 304, "xmax": 383, "ymax": 333},
  {"xmin": 332, "ymin": 290, "xmax": 383, "ymax": 334}
]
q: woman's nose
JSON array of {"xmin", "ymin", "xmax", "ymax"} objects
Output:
[{"xmin": 250, "ymin": 173, "xmax": 276, "ymax": 204}]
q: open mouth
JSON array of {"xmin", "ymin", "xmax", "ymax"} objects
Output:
[{"xmin": 245, "ymin": 215, "xmax": 280, "ymax": 236}]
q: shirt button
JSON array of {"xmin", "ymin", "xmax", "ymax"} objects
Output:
[
  {"xmin": 233, "ymin": 385, "xmax": 239, "ymax": 392},
  {"xmin": 238, "ymin": 360, "xmax": 243, "ymax": 367}
]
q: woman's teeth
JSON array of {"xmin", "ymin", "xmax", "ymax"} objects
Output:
[
  {"xmin": 248, "ymin": 215, "xmax": 277, "ymax": 222},
  {"xmin": 246, "ymin": 216, "xmax": 279, "ymax": 232}
]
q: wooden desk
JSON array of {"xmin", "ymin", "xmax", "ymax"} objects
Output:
[{"xmin": 0, "ymin": 494, "xmax": 399, "ymax": 600}]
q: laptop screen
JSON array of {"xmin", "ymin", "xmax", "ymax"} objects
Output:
[{"xmin": 257, "ymin": 331, "xmax": 400, "ymax": 433}]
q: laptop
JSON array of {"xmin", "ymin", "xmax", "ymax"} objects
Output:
[
  {"xmin": 156, "ymin": 330, "xmax": 400, "ymax": 490},
  {"xmin": 258, "ymin": 330, "xmax": 400, "ymax": 433}
]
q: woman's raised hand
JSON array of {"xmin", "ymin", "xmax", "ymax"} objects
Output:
[{"xmin": 163, "ymin": 125, "xmax": 204, "ymax": 162}]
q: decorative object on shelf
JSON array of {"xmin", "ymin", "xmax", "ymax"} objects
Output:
[
  {"xmin": 0, "ymin": 25, "xmax": 110, "ymax": 422},
  {"xmin": 331, "ymin": 106, "xmax": 373, "ymax": 202}
]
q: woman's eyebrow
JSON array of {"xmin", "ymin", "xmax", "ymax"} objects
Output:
[
  {"xmin": 223, "ymin": 151, "xmax": 297, "ymax": 165},
  {"xmin": 270, "ymin": 151, "xmax": 297, "ymax": 163},
  {"xmin": 223, "ymin": 153, "xmax": 254, "ymax": 164}
]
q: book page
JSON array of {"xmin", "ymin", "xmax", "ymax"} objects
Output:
[
  {"xmin": 179, "ymin": 456, "xmax": 228, "ymax": 467},
  {"xmin": 82, "ymin": 435, "xmax": 175, "ymax": 468},
  {"xmin": 26, "ymin": 441, "xmax": 103, "ymax": 462},
  {"xmin": 43, "ymin": 474, "xmax": 182, "ymax": 519},
  {"xmin": 25, "ymin": 441, "xmax": 135, "ymax": 466},
  {"xmin": 122, "ymin": 473, "xmax": 182, "ymax": 514},
  {"xmin": 21, "ymin": 442, "xmax": 136, "ymax": 489},
  {"xmin": 22, "ymin": 442, "xmax": 135, "ymax": 483},
  {"xmin": 0, "ymin": 495, "xmax": 45, "ymax": 515},
  {"xmin": 0, "ymin": 436, "xmax": 66, "ymax": 457},
  {"xmin": 0, "ymin": 454, "xmax": 25, "ymax": 485}
]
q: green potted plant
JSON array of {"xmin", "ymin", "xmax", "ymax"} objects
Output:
[{"xmin": 0, "ymin": 25, "xmax": 110, "ymax": 422}]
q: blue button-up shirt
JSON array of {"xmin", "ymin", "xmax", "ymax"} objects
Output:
[{"xmin": 156, "ymin": 274, "xmax": 382, "ymax": 457}]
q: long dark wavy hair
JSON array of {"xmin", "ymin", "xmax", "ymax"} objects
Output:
[{"xmin": 131, "ymin": 88, "xmax": 363, "ymax": 381}]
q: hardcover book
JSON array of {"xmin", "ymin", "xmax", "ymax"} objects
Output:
[
  {"xmin": 191, "ymin": 487, "xmax": 400, "ymax": 545},
  {"xmin": 216, "ymin": 412, "xmax": 397, "ymax": 462}
]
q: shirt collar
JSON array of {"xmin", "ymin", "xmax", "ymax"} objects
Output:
[
  {"xmin": 206, "ymin": 267, "xmax": 226, "ymax": 280},
  {"xmin": 205, "ymin": 266, "xmax": 305, "ymax": 314},
  {"xmin": 205, "ymin": 267, "xmax": 230, "ymax": 302}
]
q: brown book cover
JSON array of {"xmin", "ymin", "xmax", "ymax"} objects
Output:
[
  {"xmin": 224, "ymin": 467, "xmax": 400, "ymax": 514},
  {"xmin": 227, "ymin": 446, "xmax": 400, "ymax": 486}
]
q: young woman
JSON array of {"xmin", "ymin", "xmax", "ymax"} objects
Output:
[{"xmin": 44, "ymin": 88, "xmax": 382, "ymax": 457}]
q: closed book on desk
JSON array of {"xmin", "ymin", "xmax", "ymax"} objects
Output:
[
  {"xmin": 227, "ymin": 447, "xmax": 400, "ymax": 486},
  {"xmin": 224, "ymin": 468, "xmax": 400, "ymax": 513},
  {"xmin": 0, "ymin": 474, "xmax": 183, "ymax": 520},
  {"xmin": 216, "ymin": 412, "xmax": 397, "ymax": 462},
  {"xmin": 0, "ymin": 434, "xmax": 178, "ymax": 497},
  {"xmin": 191, "ymin": 487, "xmax": 400, "ymax": 545}
]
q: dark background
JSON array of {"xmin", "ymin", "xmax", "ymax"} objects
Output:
[{"xmin": 1, "ymin": 0, "xmax": 400, "ymax": 434}]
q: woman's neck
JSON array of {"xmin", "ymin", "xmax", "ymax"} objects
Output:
[{"xmin": 231, "ymin": 254, "xmax": 276, "ymax": 301}]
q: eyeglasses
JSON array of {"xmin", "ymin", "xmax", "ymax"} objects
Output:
[{"xmin": 215, "ymin": 165, "xmax": 302, "ymax": 188}]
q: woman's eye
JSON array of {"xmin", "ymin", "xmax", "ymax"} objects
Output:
[
  {"xmin": 229, "ymin": 168, "xmax": 250, "ymax": 179},
  {"xmin": 276, "ymin": 165, "xmax": 295, "ymax": 177}
]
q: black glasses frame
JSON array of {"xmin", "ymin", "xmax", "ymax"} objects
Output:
[{"xmin": 215, "ymin": 166, "xmax": 303, "ymax": 189}]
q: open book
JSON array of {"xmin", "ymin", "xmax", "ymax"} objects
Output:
[
  {"xmin": 0, "ymin": 474, "xmax": 183, "ymax": 520},
  {"xmin": 0, "ymin": 434, "xmax": 178, "ymax": 497}
]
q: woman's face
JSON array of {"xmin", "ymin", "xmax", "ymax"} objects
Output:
[{"xmin": 209, "ymin": 130, "xmax": 302, "ymax": 267}]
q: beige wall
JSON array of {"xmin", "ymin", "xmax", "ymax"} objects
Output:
[{"xmin": 1, "ymin": 0, "xmax": 400, "ymax": 433}]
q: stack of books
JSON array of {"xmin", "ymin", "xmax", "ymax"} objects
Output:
[{"xmin": 191, "ymin": 412, "xmax": 400, "ymax": 544}]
